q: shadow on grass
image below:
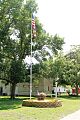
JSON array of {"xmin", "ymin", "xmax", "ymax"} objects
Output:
[
  {"xmin": 0, "ymin": 96, "xmax": 28, "ymax": 110},
  {"xmin": 0, "ymin": 95, "xmax": 80, "ymax": 110}
]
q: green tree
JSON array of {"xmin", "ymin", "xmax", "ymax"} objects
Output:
[
  {"xmin": 0, "ymin": 0, "xmax": 64, "ymax": 99},
  {"xmin": 0, "ymin": 0, "xmax": 38, "ymax": 99},
  {"xmin": 37, "ymin": 53, "xmax": 72, "ymax": 88},
  {"xmin": 65, "ymin": 46, "xmax": 80, "ymax": 96},
  {"xmin": 47, "ymin": 54, "xmax": 69, "ymax": 84}
]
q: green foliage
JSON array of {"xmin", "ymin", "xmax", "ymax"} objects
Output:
[
  {"xmin": 9, "ymin": 60, "xmax": 26, "ymax": 83},
  {"xmin": 63, "ymin": 46, "xmax": 80, "ymax": 95},
  {"xmin": 0, "ymin": 0, "xmax": 64, "ymax": 99}
]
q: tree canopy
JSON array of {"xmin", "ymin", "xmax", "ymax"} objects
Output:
[{"xmin": 0, "ymin": 0, "xmax": 64, "ymax": 99}]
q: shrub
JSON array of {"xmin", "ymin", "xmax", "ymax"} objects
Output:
[{"xmin": 37, "ymin": 92, "xmax": 46, "ymax": 100}]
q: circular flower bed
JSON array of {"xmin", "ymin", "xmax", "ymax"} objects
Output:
[{"xmin": 22, "ymin": 99, "xmax": 62, "ymax": 108}]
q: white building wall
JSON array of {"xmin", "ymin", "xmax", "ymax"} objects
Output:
[
  {"xmin": 0, "ymin": 79, "xmax": 53, "ymax": 96},
  {"xmin": 17, "ymin": 83, "xmax": 30, "ymax": 95},
  {"xmin": 0, "ymin": 81, "xmax": 11, "ymax": 95},
  {"xmin": 44, "ymin": 78, "xmax": 53, "ymax": 94},
  {"xmin": 5, "ymin": 84, "xmax": 11, "ymax": 95},
  {"xmin": 53, "ymin": 86, "xmax": 66, "ymax": 93}
]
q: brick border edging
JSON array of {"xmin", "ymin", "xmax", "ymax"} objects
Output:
[{"xmin": 22, "ymin": 99, "xmax": 62, "ymax": 108}]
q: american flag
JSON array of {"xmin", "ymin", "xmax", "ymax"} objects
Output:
[{"xmin": 32, "ymin": 14, "xmax": 36, "ymax": 38}]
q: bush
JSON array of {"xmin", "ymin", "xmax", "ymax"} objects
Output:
[{"xmin": 37, "ymin": 92, "xmax": 46, "ymax": 100}]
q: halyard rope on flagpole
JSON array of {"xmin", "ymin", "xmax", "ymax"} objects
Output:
[
  {"xmin": 30, "ymin": 13, "xmax": 32, "ymax": 100},
  {"xmin": 30, "ymin": 12, "xmax": 36, "ymax": 99}
]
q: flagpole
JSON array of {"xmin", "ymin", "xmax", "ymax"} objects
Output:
[{"xmin": 30, "ymin": 13, "xmax": 32, "ymax": 100}]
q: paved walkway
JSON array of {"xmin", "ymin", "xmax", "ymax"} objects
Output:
[{"xmin": 60, "ymin": 109, "xmax": 80, "ymax": 120}]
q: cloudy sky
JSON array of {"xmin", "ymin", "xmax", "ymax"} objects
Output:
[{"xmin": 36, "ymin": 0, "xmax": 80, "ymax": 53}]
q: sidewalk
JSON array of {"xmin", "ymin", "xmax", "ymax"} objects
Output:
[{"xmin": 60, "ymin": 109, "xmax": 80, "ymax": 120}]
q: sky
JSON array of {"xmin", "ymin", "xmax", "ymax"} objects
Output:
[{"xmin": 36, "ymin": 0, "xmax": 80, "ymax": 53}]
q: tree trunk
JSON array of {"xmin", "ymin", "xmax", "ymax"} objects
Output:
[
  {"xmin": 10, "ymin": 83, "xmax": 16, "ymax": 99},
  {"xmin": 76, "ymin": 83, "xmax": 78, "ymax": 96}
]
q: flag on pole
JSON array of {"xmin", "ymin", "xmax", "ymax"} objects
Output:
[{"xmin": 32, "ymin": 14, "xmax": 36, "ymax": 38}]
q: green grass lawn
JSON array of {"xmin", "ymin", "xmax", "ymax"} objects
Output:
[{"xmin": 0, "ymin": 95, "xmax": 80, "ymax": 120}]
